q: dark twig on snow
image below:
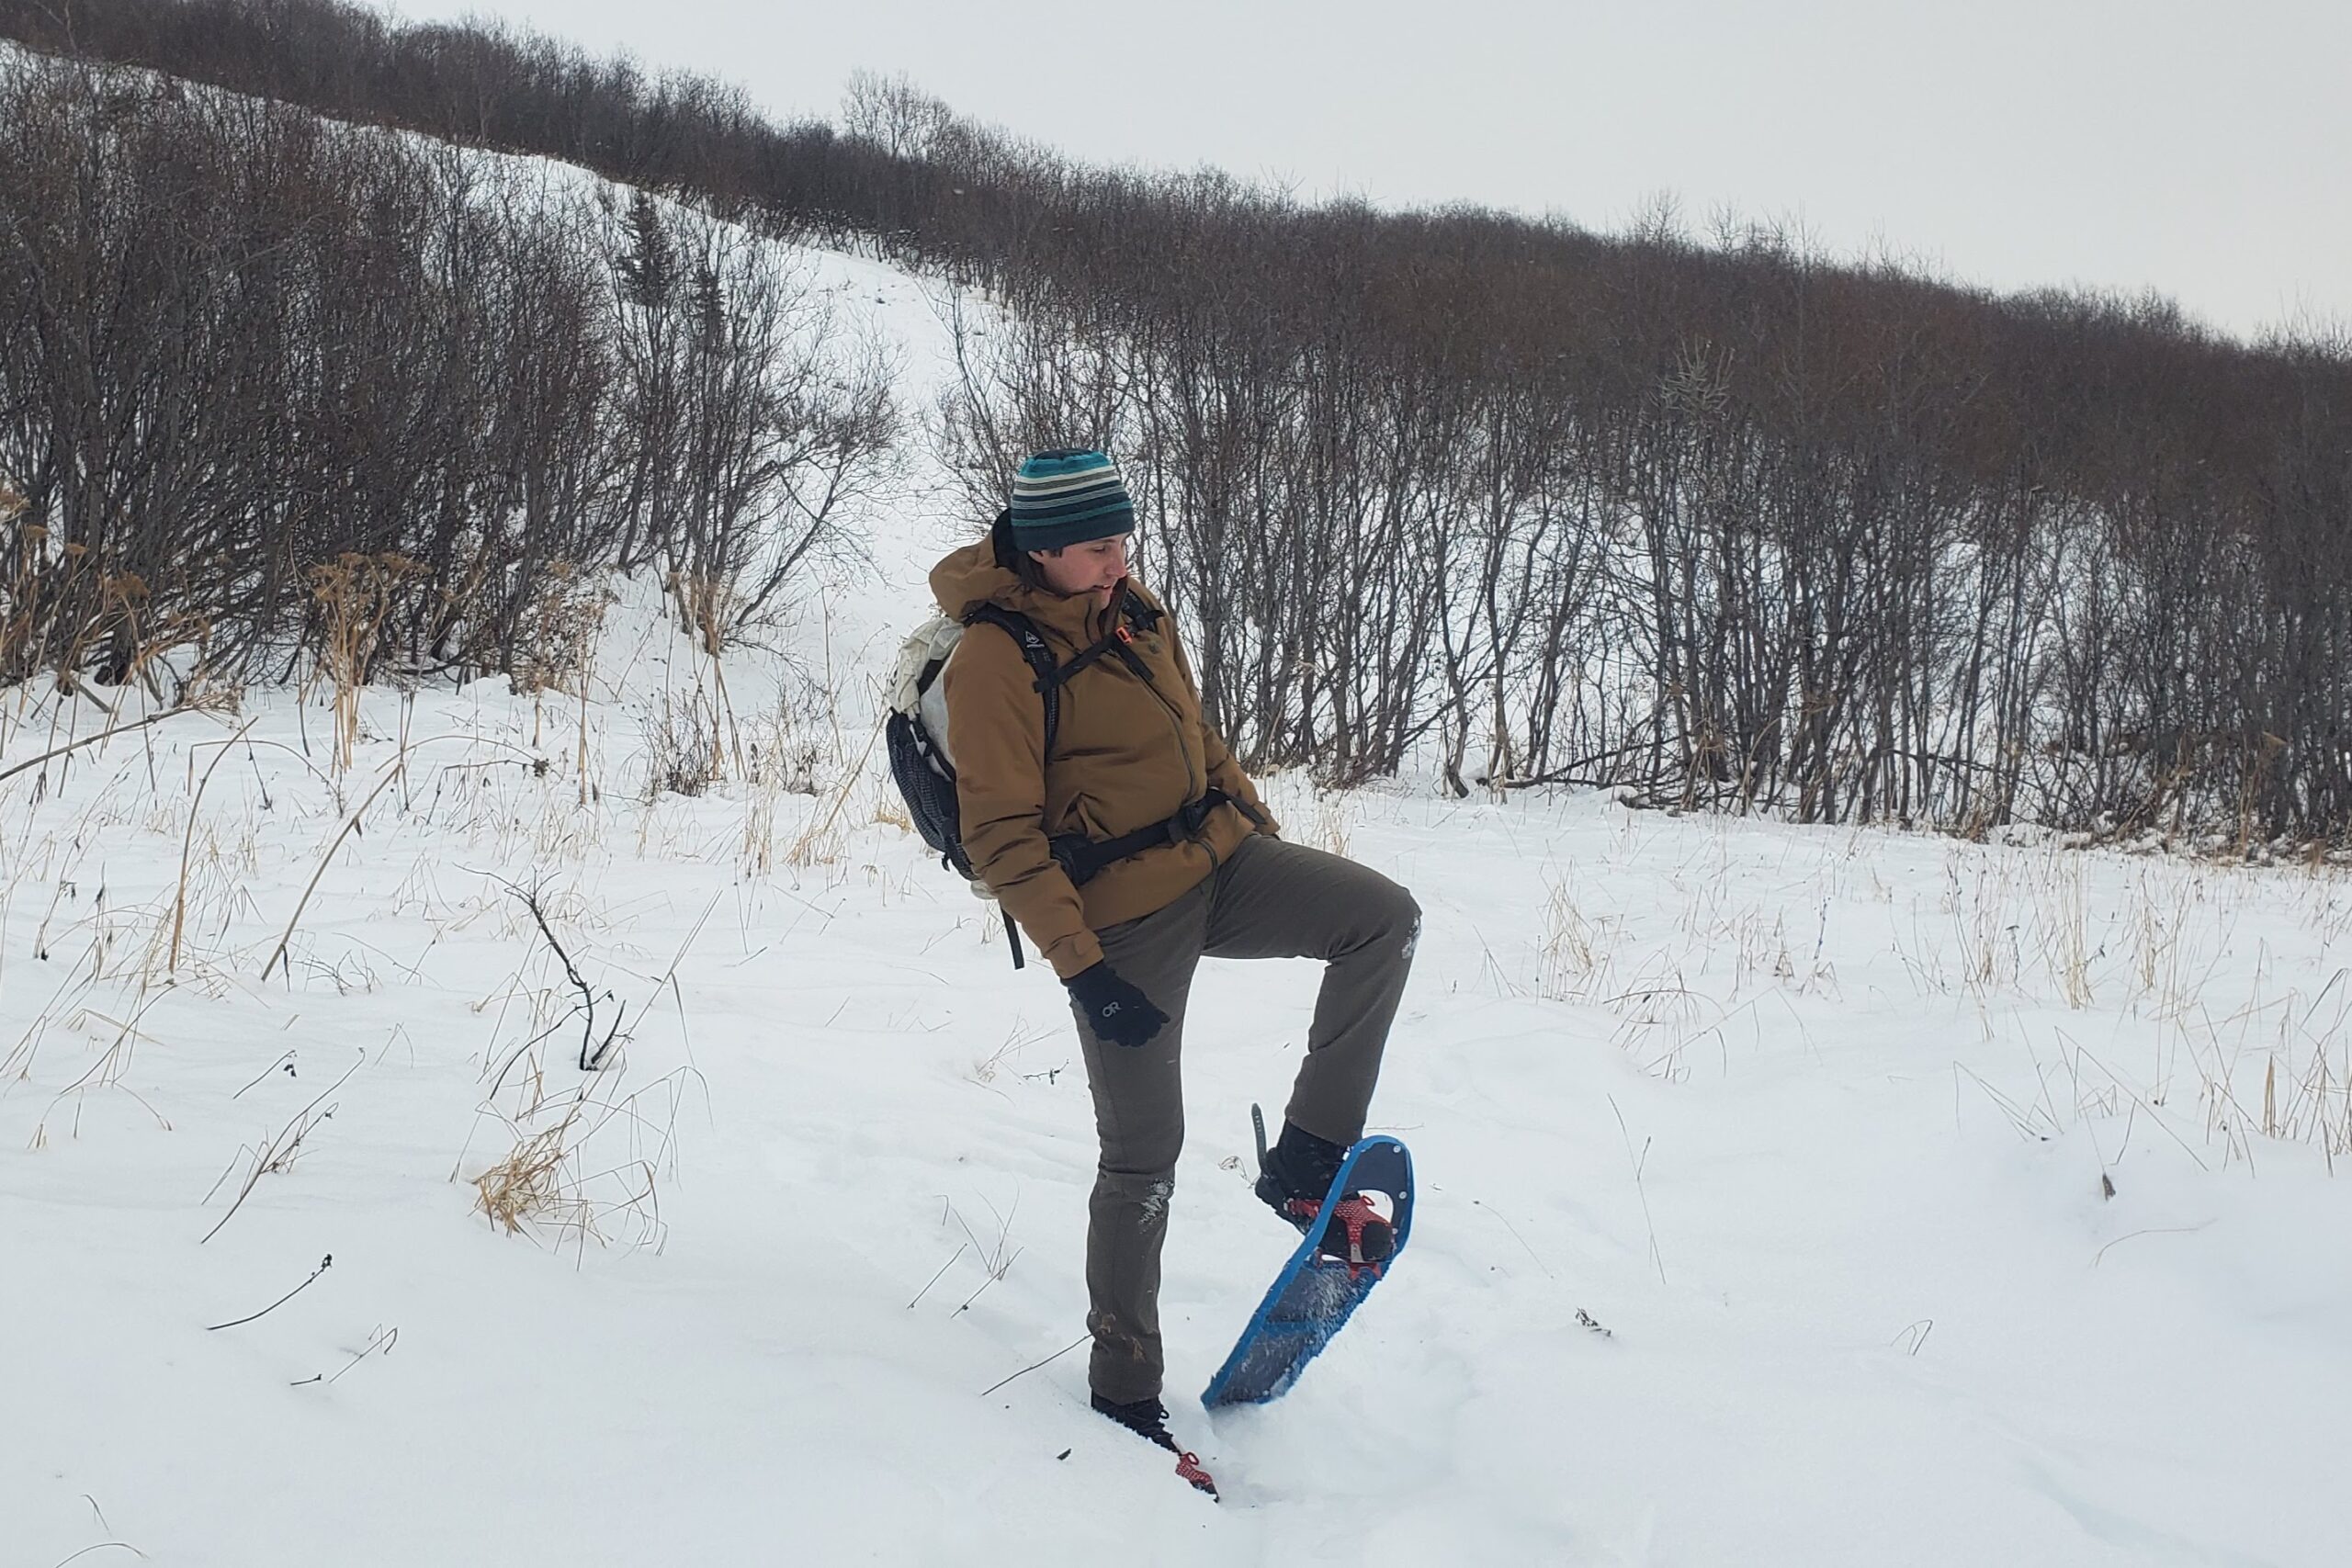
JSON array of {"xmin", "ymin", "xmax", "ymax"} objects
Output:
[
  {"xmin": 288, "ymin": 1323, "xmax": 399, "ymax": 1385},
  {"xmin": 906, "ymin": 1244, "xmax": 969, "ymax": 1310},
  {"xmin": 200, "ymin": 1055, "xmax": 362, "ymax": 1244},
  {"xmin": 505, "ymin": 880, "xmax": 628, "ymax": 1071},
  {"xmin": 232, "ymin": 1050, "xmax": 298, "ymax": 1100},
  {"xmin": 206, "ymin": 1255, "xmax": 332, "ymax": 1331}
]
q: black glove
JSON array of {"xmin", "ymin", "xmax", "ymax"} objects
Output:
[{"xmin": 1066, "ymin": 962, "xmax": 1169, "ymax": 1049}]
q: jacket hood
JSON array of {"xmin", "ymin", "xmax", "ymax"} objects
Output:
[
  {"xmin": 928, "ymin": 536, "xmax": 1029, "ymax": 622},
  {"xmin": 929, "ymin": 517, "xmax": 1127, "ymax": 644}
]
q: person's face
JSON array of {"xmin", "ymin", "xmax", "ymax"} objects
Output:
[{"xmin": 1029, "ymin": 534, "xmax": 1130, "ymax": 606}]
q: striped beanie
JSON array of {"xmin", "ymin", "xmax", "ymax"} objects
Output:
[{"xmin": 1007, "ymin": 448, "xmax": 1135, "ymax": 551}]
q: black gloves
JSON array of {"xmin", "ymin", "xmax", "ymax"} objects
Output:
[{"xmin": 1065, "ymin": 962, "xmax": 1169, "ymax": 1048}]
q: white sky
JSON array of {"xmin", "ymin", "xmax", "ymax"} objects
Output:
[{"xmin": 400, "ymin": 0, "xmax": 2349, "ymax": 341}]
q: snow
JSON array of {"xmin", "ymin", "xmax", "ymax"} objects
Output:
[{"xmin": 6, "ymin": 234, "xmax": 2349, "ymax": 1568}]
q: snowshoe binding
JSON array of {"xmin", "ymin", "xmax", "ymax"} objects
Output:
[{"xmin": 1252, "ymin": 1108, "xmax": 1396, "ymax": 1268}]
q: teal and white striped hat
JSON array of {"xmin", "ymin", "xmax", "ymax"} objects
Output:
[{"xmin": 1008, "ymin": 448, "xmax": 1135, "ymax": 551}]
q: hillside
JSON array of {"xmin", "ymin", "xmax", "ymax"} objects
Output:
[
  {"xmin": 3, "ymin": 163, "xmax": 2348, "ymax": 1563},
  {"xmin": 8, "ymin": 0, "xmax": 2352, "ymax": 844}
]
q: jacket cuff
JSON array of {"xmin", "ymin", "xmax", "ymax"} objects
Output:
[{"xmin": 1044, "ymin": 929, "xmax": 1104, "ymax": 980}]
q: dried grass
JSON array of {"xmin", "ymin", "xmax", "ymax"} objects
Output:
[
  {"xmin": 304, "ymin": 551, "xmax": 422, "ymax": 772},
  {"xmin": 784, "ymin": 719, "xmax": 883, "ymax": 869},
  {"xmin": 464, "ymin": 940, "xmax": 696, "ymax": 1253},
  {"xmin": 473, "ymin": 1106, "xmax": 597, "ymax": 1236}
]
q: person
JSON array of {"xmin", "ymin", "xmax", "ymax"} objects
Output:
[{"xmin": 930, "ymin": 447, "xmax": 1421, "ymax": 1450}]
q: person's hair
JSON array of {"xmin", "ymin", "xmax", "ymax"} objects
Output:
[
  {"xmin": 1012, "ymin": 549, "xmax": 1052, "ymax": 589},
  {"xmin": 990, "ymin": 508, "xmax": 1053, "ymax": 589}
]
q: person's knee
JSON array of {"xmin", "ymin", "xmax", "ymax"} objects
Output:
[
  {"xmin": 1330, "ymin": 871, "xmax": 1419, "ymax": 962},
  {"xmin": 1376, "ymin": 877, "xmax": 1420, "ymax": 952},
  {"xmin": 1094, "ymin": 1163, "xmax": 1180, "ymax": 1221}
]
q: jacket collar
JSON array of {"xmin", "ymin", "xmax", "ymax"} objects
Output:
[{"xmin": 928, "ymin": 524, "xmax": 1156, "ymax": 649}]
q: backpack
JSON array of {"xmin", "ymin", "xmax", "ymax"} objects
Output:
[{"xmin": 885, "ymin": 603, "xmax": 1063, "ymax": 968}]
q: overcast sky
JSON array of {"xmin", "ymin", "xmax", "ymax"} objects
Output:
[{"xmin": 398, "ymin": 0, "xmax": 2348, "ymax": 340}]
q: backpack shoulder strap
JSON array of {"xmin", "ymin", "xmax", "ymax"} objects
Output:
[{"xmin": 960, "ymin": 604, "xmax": 1062, "ymax": 760}]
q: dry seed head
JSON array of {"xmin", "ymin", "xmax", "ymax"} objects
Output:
[{"xmin": 472, "ymin": 1120, "xmax": 585, "ymax": 1235}]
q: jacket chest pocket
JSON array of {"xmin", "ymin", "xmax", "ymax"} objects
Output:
[{"xmin": 1055, "ymin": 667, "xmax": 1155, "ymax": 760}]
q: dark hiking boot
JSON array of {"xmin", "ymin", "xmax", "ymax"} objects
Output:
[
  {"xmin": 1254, "ymin": 1121, "xmax": 1396, "ymax": 1267},
  {"xmin": 1091, "ymin": 1392, "xmax": 1179, "ymax": 1445},
  {"xmin": 1091, "ymin": 1393, "xmax": 1218, "ymax": 1498}
]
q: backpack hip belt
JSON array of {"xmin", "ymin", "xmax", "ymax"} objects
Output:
[{"xmin": 1048, "ymin": 787, "xmax": 1261, "ymax": 886}]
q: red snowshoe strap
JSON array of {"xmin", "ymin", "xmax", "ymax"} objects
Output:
[
  {"xmin": 1329, "ymin": 1194, "xmax": 1385, "ymax": 1263},
  {"xmin": 1171, "ymin": 1449, "xmax": 1218, "ymax": 1499},
  {"xmin": 1284, "ymin": 1193, "xmax": 1394, "ymax": 1273}
]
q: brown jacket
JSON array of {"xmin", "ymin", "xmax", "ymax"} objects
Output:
[{"xmin": 931, "ymin": 537, "xmax": 1276, "ymax": 979}]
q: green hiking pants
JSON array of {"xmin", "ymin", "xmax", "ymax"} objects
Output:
[{"xmin": 1069, "ymin": 833, "xmax": 1419, "ymax": 1404}]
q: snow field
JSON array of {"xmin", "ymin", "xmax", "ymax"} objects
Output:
[{"xmin": 3, "ymin": 235, "xmax": 2347, "ymax": 1568}]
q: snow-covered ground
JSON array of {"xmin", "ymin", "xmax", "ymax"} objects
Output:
[{"xmin": 6, "ymin": 240, "xmax": 2349, "ymax": 1568}]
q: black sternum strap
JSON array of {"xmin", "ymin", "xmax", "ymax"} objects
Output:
[{"xmin": 1039, "ymin": 605, "xmax": 1156, "ymax": 692}]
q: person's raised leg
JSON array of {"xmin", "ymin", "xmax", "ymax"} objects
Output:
[{"xmin": 1203, "ymin": 834, "xmax": 1419, "ymax": 1152}]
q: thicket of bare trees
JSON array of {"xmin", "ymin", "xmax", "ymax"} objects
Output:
[
  {"xmin": 0, "ymin": 49, "xmax": 894, "ymax": 690},
  {"xmin": 936, "ymin": 185, "xmax": 2352, "ymax": 845},
  {"xmin": 6, "ymin": 0, "xmax": 2349, "ymax": 843}
]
